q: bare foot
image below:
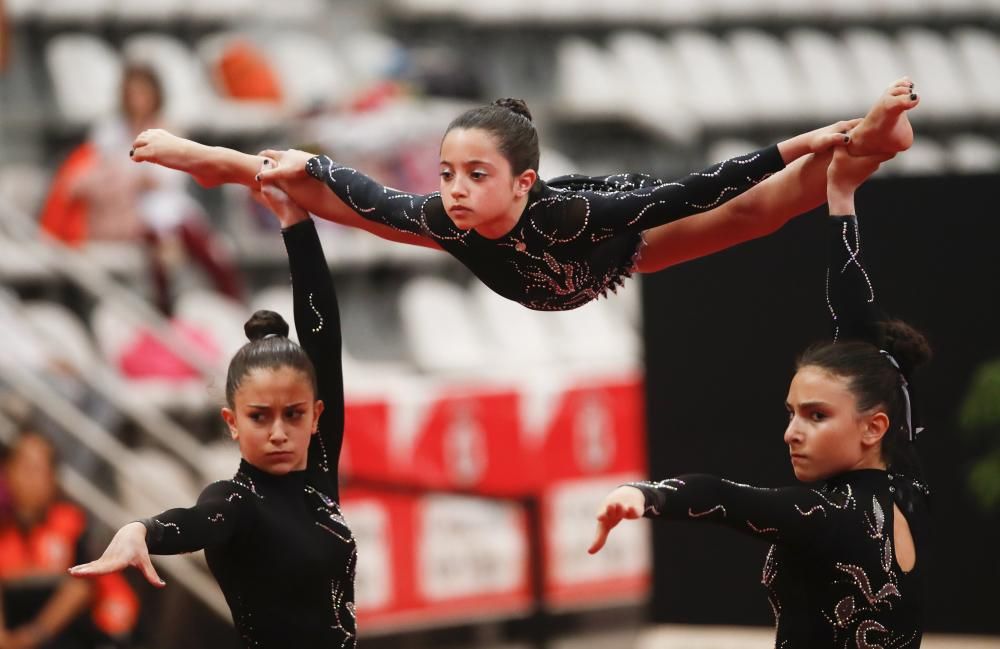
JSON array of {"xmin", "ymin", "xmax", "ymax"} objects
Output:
[
  {"xmin": 131, "ymin": 129, "xmax": 227, "ymax": 188},
  {"xmin": 847, "ymin": 77, "xmax": 920, "ymax": 157}
]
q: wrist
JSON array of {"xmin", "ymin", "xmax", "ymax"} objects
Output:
[
  {"xmin": 778, "ymin": 133, "xmax": 816, "ymax": 164},
  {"xmin": 125, "ymin": 520, "xmax": 148, "ymax": 538}
]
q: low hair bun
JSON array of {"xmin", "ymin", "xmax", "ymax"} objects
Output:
[
  {"xmin": 877, "ymin": 320, "xmax": 932, "ymax": 377},
  {"xmin": 244, "ymin": 310, "xmax": 289, "ymax": 342}
]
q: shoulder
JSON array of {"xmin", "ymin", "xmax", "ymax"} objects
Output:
[
  {"xmin": 197, "ymin": 479, "xmax": 257, "ymax": 505},
  {"xmin": 545, "ymin": 173, "xmax": 662, "ymax": 193}
]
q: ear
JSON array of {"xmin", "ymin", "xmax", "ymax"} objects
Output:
[
  {"xmin": 861, "ymin": 410, "xmax": 890, "ymax": 449},
  {"xmin": 221, "ymin": 407, "xmax": 239, "ymax": 441},
  {"xmin": 514, "ymin": 168, "xmax": 537, "ymax": 197},
  {"xmin": 311, "ymin": 400, "xmax": 325, "ymax": 436}
]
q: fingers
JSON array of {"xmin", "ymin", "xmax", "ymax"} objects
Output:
[
  {"xmin": 67, "ymin": 558, "xmax": 115, "ymax": 578},
  {"xmin": 588, "ymin": 519, "xmax": 612, "ymax": 554},
  {"xmin": 256, "ymin": 158, "xmax": 282, "ymax": 183},
  {"xmin": 256, "ymin": 149, "xmax": 284, "ymax": 161},
  {"xmin": 138, "ymin": 553, "xmax": 167, "ymax": 588},
  {"xmin": 815, "ymin": 131, "xmax": 852, "ymax": 152}
]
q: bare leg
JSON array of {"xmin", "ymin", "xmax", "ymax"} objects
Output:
[
  {"xmin": 131, "ymin": 129, "xmax": 261, "ymax": 188},
  {"xmin": 637, "ymin": 150, "xmax": 888, "ymax": 273},
  {"xmin": 846, "ymin": 77, "xmax": 920, "ymax": 157}
]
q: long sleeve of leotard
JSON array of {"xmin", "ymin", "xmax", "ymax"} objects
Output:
[
  {"xmin": 142, "ymin": 480, "xmax": 248, "ymax": 554},
  {"xmin": 579, "ymin": 145, "xmax": 786, "ymax": 235},
  {"xmin": 627, "ymin": 474, "xmax": 853, "ymax": 546},
  {"xmin": 305, "ymin": 155, "xmax": 433, "ymax": 238},
  {"xmin": 281, "ymin": 218, "xmax": 346, "ymax": 499},
  {"xmin": 826, "ymin": 213, "xmax": 882, "ymax": 343}
]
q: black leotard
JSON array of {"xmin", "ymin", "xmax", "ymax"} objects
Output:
[
  {"xmin": 629, "ymin": 214, "xmax": 929, "ymax": 648},
  {"xmin": 306, "ymin": 146, "xmax": 785, "ymax": 311},
  {"xmin": 142, "ymin": 219, "xmax": 356, "ymax": 649}
]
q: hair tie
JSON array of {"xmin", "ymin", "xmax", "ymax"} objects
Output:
[{"xmin": 879, "ymin": 350, "xmax": 923, "ymax": 442}]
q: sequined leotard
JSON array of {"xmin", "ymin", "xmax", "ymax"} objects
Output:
[
  {"xmin": 305, "ymin": 145, "xmax": 786, "ymax": 311},
  {"xmin": 141, "ymin": 219, "xmax": 356, "ymax": 649},
  {"xmin": 630, "ymin": 214, "xmax": 929, "ymax": 648}
]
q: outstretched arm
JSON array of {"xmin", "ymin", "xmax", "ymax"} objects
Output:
[
  {"xmin": 257, "ymin": 181, "xmax": 348, "ymax": 499},
  {"xmin": 130, "ymin": 130, "xmax": 439, "ymax": 250},
  {"xmin": 636, "ymin": 78, "xmax": 918, "ymax": 273},
  {"xmin": 824, "ymin": 146, "xmax": 882, "ymax": 343},
  {"xmin": 636, "ymin": 148, "xmax": 887, "ymax": 273},
  {"xmin": 589, "ymin": 474, "xmax": 840, "ymax": 554},
  {"xmin": 68, "ymin": 481, "xmax": 246, "ymax": 587}
]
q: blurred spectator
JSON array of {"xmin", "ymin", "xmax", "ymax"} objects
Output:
[
  {"xmin": 0, "ymin": 430, "xmax": 138, "ymax": 649},
  {"xmin": 39, "ymin": 63, "xmax": 244, "ymax": 315}
]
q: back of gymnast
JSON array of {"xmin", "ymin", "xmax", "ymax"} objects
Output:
[
  {"xmin": 128, "ymin": 79, "xmax": 918, "ymax": 311},
  {"xmin": 590, "ymin": 145, "xmax": 932, "ymax": 648},
  {"xmin": 69, "ymin": 186, "xmax": 358, "ymax": 648}
]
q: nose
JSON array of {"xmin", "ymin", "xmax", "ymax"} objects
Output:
[
  {"xmin": 269, "ymin": 421, "xmax": 289, "ymax": 446},
  {"xmin": 450, "ymin": 177, "xmax": 468, "ymax": 198},
  {"xmin": 783, "ymin": 417, "xmax": 801, "ymax": 447}
]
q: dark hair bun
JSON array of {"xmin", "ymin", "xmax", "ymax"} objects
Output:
[
  {"xmin": 244, "ymin": 310, "xmax": 289, "ymax": 342},
  {"xmin": 493, "ymin": 98, "xmax": 532, "ymax": 122},
  {"xmin": 878, "ymin": 320, "xmax": 932, "ymax": 376}
]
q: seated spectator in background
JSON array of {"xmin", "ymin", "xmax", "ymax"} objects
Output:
[
  {"xmin": 0, "ymin": 430, "xmax": 138, "ymax": 649},
  {"xmin": 40, "ymin": 62, "xmax": 244, "ymax": 315}
]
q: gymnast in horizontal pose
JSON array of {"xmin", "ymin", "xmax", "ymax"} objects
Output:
[
  {"xmin": 589, "ymin": 145, "xmax": 931, "ymax": 647},
  {"xmin": 130, "ymin": 79, "xmax": 917, "ymax": 310}
]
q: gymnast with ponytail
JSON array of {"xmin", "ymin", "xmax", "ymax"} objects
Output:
[
  {"xmin": 589, "ymin": 144, "xmax": 932, "ymax": 648},
  {"xmin": 68, "ymin": 185, "xmax": 357, "ymax": 648}
]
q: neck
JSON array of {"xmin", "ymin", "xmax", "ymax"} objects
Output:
[
  {"xmin": 474, "ymin": 193, "xmax": 530, "ymax": 240},
  {"xmin": 849, "ymin": 453, "xmax": 888, "ymax": 473}
]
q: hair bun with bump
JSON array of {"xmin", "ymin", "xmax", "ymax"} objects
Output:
[
  {"xmin": 877, "ymin": 319, "xmax": 932, "ymax": 377},
  {"xmin": 244, "ymin": 309, "xmax": 289, "ymax": 342},
  {"xmin": 493, "ymin": 97, "xmax": 533, "ymax": 122}
]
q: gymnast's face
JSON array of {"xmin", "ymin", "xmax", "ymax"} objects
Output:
[
  {"xmin": 783, "ymin": 366, "xmax": 888, "ymax": 482},
  {"xmin": 439, "ymin": 128, "xmax": 536, "ymax": 232},
  {"xmin": 221, "ymin": 366, "xmax": 324, "ymax": 475}
]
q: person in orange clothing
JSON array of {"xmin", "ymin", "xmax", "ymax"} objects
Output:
[{"xmin": 0, "ymin": 431, "xmax": 137, "ymax": 649}]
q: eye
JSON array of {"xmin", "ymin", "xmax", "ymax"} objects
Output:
[
  {"xmin": 248, "ymin": 412, "xmax": 266, "ymax": 423},
  {"xmin": 810, "ymin": 412, "xmax": 827, "ymax": 422},
  {"xmin": 470, "ymin": 170, "xmax": 487, "ymax": 180},
  {"xmin": 285, "ymin": 409, "xmax": 305, "ymax": 420},
  {"xmin": 439, "ymin": 170, "xmax": 453, "ymax": 180}
]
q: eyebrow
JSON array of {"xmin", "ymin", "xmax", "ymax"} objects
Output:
[
  {"xmin": 439, "ymin": 159, "xmax": 496, "ymax": 168},
  {"xmin": 786, "ymin": 401, "xmax": 831, "ymax": 410},
  {"xmin": 246, "ymin": 402, "xmax": 308, "ymax": 409}
]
